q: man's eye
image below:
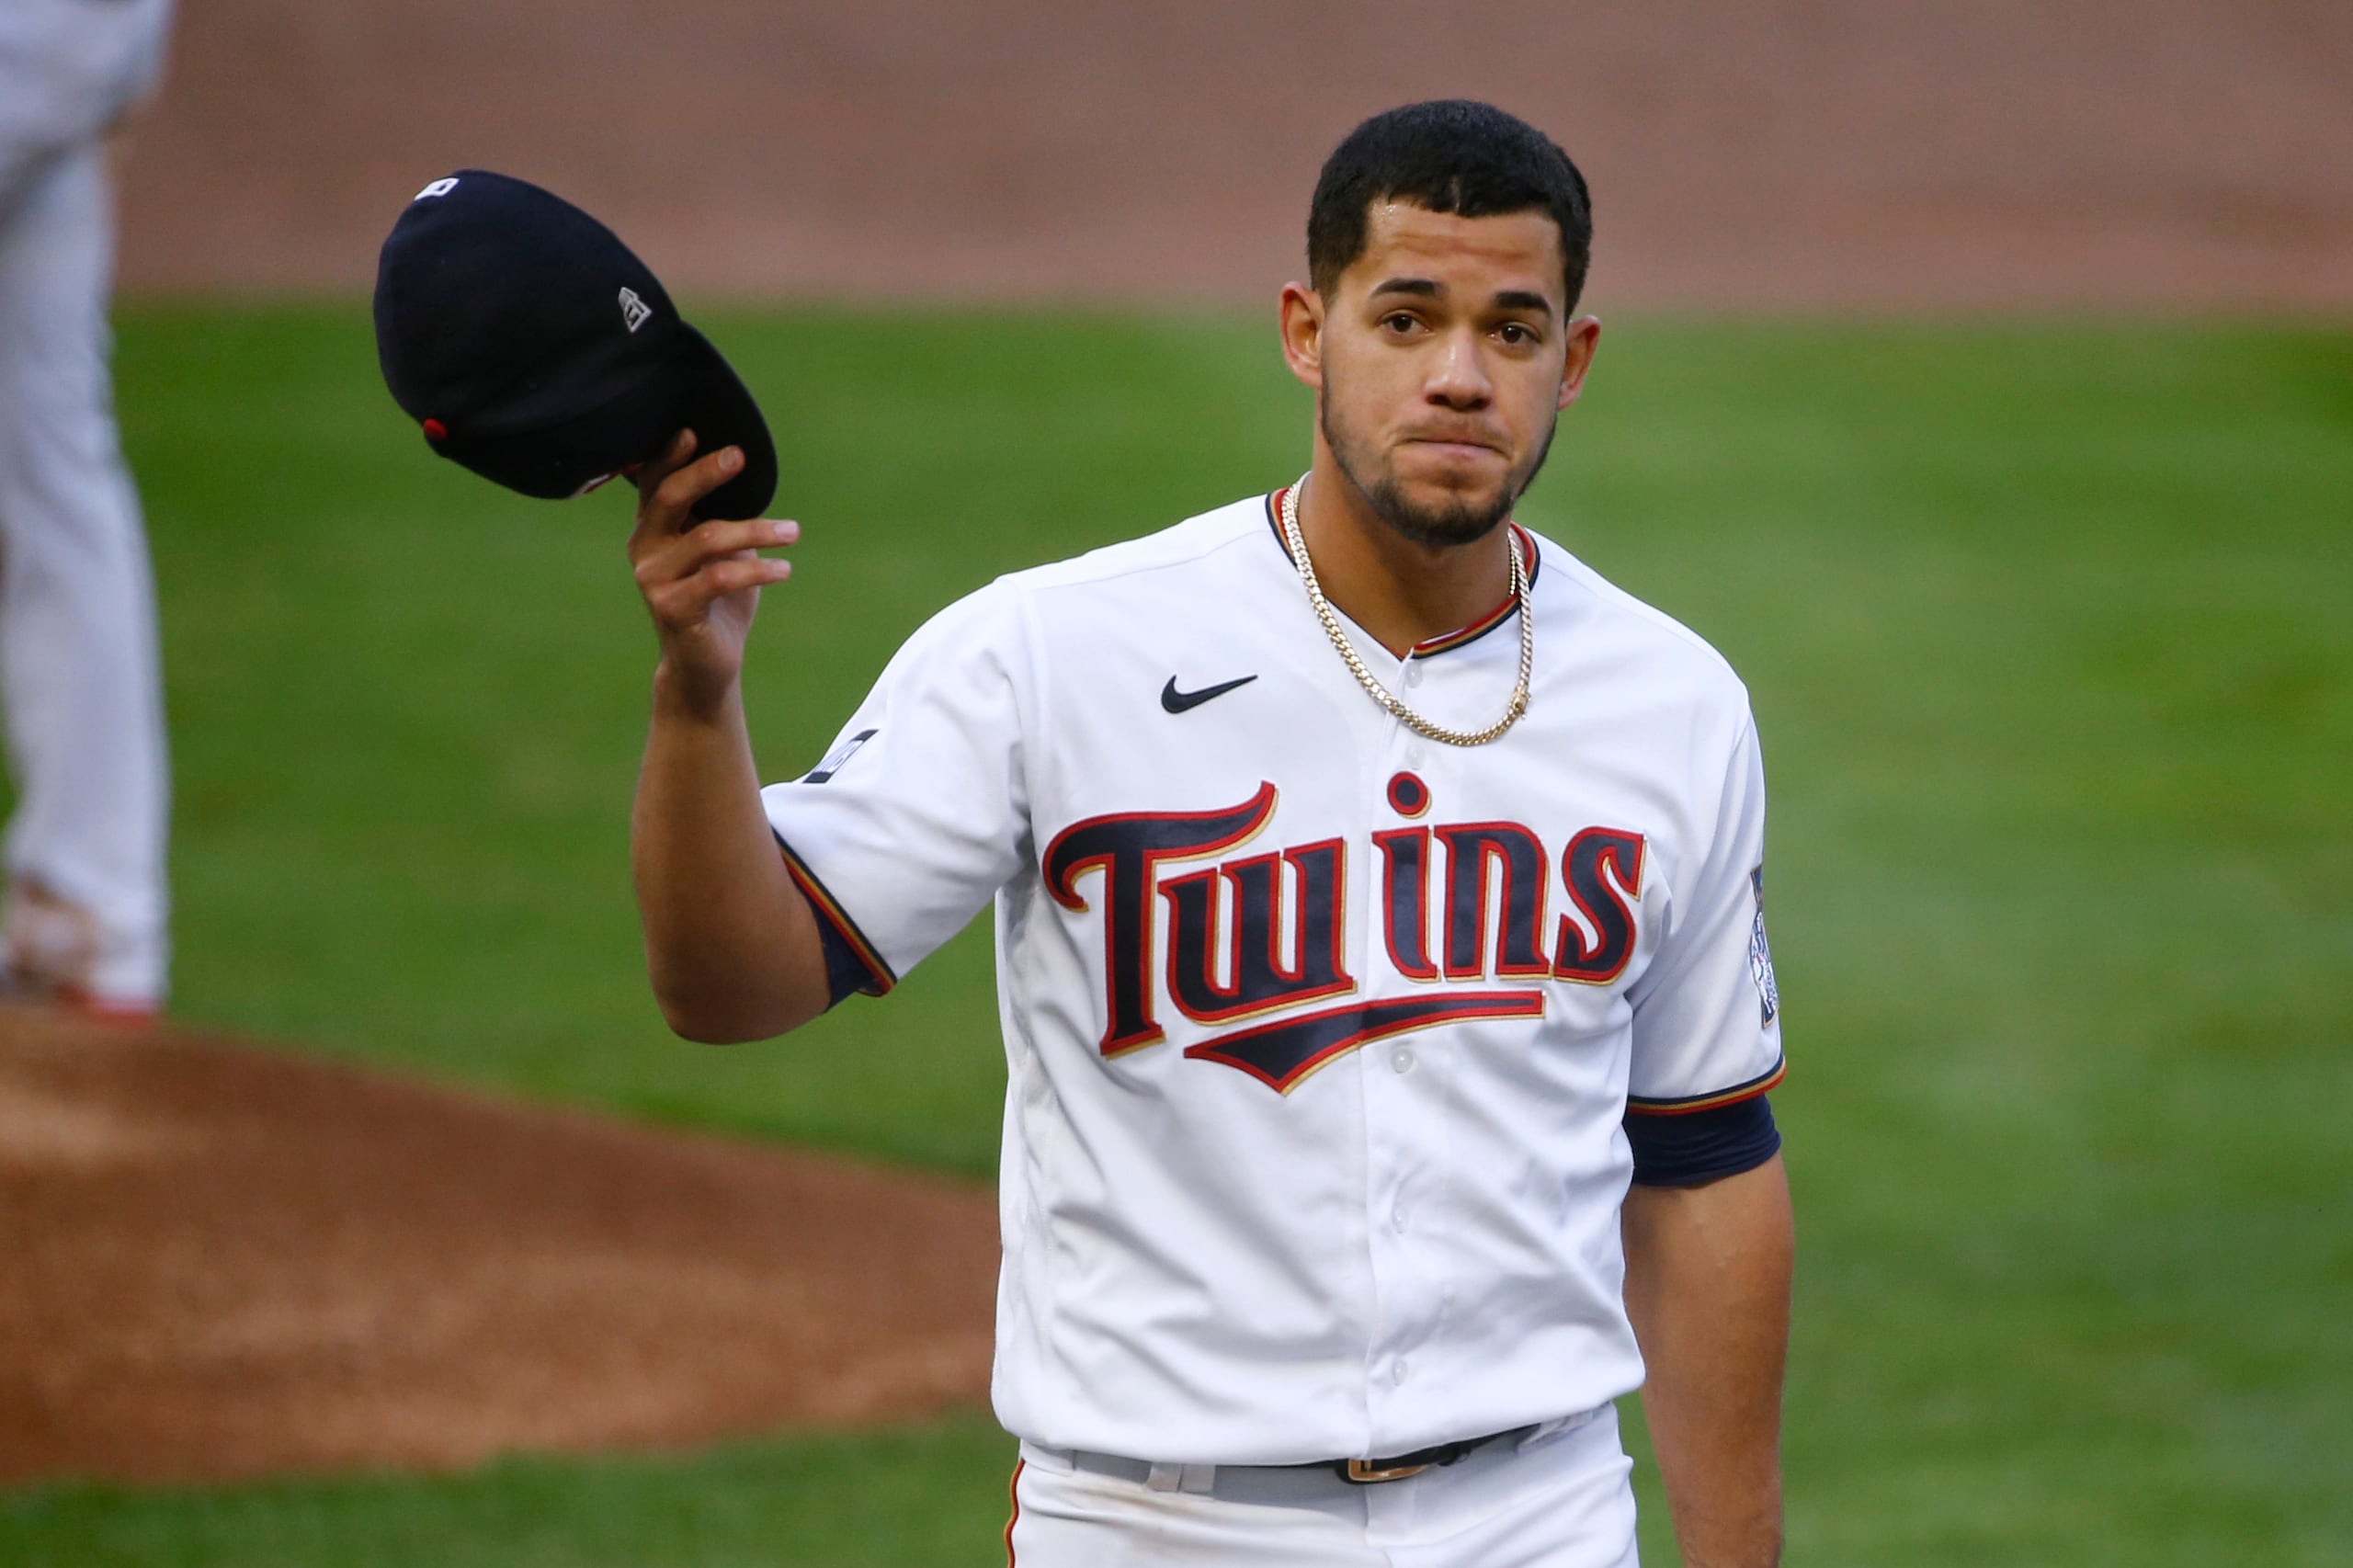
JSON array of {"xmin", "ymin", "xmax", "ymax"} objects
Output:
[
  {"xmin": 1382, "ymin": 313, "xmax": 1419, "ymax": 335},
  {"xmin": 1499, "ymin": 323, "xmax": 1536, "ymax": 346}
]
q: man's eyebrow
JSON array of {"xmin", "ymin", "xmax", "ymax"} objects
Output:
[{"xmin": 1367, "ymin": 278, "xmax": 1556, "ymax": 318}]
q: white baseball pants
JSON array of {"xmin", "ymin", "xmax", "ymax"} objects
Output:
[
  {"xmin": 0, "ymin": 138, "xmax": 169, "ymax": 1007},
  {"xmin": 1006, "ymin": 1403, "xmax": 1640, "ymax": 1567}
]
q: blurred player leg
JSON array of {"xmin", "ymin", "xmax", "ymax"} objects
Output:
[{"xmin": 0, "ymin": 139, "xmax": 169, "ymax": 1016}]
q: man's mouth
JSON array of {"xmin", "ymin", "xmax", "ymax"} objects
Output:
[{"xmin": 1402, "ymin": 435, "xmax": 1504, "ymax": 461}]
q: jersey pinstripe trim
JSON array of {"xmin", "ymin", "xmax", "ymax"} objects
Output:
[
  {"xmin": 1003, "ymin": 1459, "xmax": 1025, "ymax": 1566},
  {"xmin": 774, "ymin": 832, "xmax": 897, "ymax": 996},
  {"xmin": 1624, "ymin": 1056, "xmax": 1787, "ymax": 1116}
]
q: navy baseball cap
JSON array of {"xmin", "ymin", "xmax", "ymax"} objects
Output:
[{"xmin": 373, "ymin": 170, "xmax": 777, "ymax": 521}]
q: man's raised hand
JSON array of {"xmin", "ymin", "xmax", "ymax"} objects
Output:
[{"xmin": 627, "ymin": 429, "xmax": 799, "ymax": 717}]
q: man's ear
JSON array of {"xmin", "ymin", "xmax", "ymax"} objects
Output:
[
  {"xmin": 1557, "ymin": 315, "xmax": 1602, "ymax": 411},
  {"xmin": 1279, "ymin": 282, "xmax": 1325, "ymax": 392}
]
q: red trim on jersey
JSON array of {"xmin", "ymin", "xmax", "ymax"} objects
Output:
[
  {"xmin": 1626, "ymin": 1057, "xmax": 1788, "ymax": 1116},
  {"xmin": 1372, "ymin": 826, "xmax": 1441, "ymax": 982},
  {"xmin": 1385, "ymin": 769, "xmax": 1431, "ymax": 817},
  {"xmin": 1041, "ymin": 786, "xmax": 1279, "ymax": 913},
  {"xmin": 776, "ymin": 841, "xmax": 897, "ymax": 996},
  {"xmin": 1552, "ymin": 826, "xmax": 1647, "ymax": 986},
  {"xmin": 1042, "ymin": 783, "xmax": 1279, "ymax": 1058},
  {"xmin": 1434, "ymin": 819, "xmax": 1555, "ymax": 981},
  {"xmin": 1263, "ymin": 484, "xmax": 1294, "ymax": 552},
  {"xmin": 1003, "ymin": 1459, "xmax": 1025, "ymax": 1566},
  {"xmin": 1260, "ymin": 492, "xmax": 1539, "ymax": 660},
  {"xmin": 1185, "ymin": 989, "xmax": 1546, "ymax": 1094},
  {"xmin": 1408, "ymin": 526, "xmax": 1539, "ymax": 658}
]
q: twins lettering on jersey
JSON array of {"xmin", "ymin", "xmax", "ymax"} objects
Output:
[{"xmin": 1042, "ymin": 771, "xmax": 1645, "ymax": 1093}]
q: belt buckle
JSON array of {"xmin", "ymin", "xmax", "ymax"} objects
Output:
[{"xmin": 1340, "ymin": 1458, "xmax": 1429, "ymax": 1484}]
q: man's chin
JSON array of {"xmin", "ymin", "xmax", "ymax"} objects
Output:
[{"xmin": 1367, "ymin": 479, "xmax": 1514, "ymax": 549}]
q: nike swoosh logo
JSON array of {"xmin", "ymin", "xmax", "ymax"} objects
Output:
[{"xmin": 1161, "ymin": 674, "xmax": 1257, "ymax": 714}]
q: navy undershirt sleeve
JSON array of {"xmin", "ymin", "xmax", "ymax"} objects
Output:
[
  {"xmin": 810, "ymin": 915, "xmax": 872, "ymax": 1011},
  {"xmin": 770, "ymin": 829, "xmax": 893, "ymax": 1011},
  {"xmin": 1625, "ymin": 1095, "xmax": 1781, "ymax": 1187}
]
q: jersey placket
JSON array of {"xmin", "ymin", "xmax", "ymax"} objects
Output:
[{"xmin": 1357, "ymin": 640, "xmax": 1454, "ymax": 1441}]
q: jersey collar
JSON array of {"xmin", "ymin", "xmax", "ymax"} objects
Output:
[{"xmin": 1262, "ymin": 485, "xmax": 1539, "ymax": 661}]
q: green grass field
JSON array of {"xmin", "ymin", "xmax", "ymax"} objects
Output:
[{"xmin": 3, "ymin": 310, "xmax": 2347, "ymax": 1564}]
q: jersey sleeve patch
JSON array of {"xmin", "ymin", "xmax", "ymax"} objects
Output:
[
  {"xmin": 1748, "ymin": 865, "xmax": 1779, "ymax": 1025},
  {"xmin": 802, "ymin": 728, "xmax": 878, "ymax": 784},
  {"xmin": 775, "ymin": 832, "xmax": 896, "ymax": 1006},
  {"xmin": 1626, "ymin": 1093, "xmax": 1780, "ymax": 1187}
]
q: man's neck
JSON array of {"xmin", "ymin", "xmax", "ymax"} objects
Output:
[{"xmin": 1294, "ymin": 455, "xmax": 1516, "ymax": 659}]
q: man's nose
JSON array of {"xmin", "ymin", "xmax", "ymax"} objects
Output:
[{"xmin": 1424, "ymin": 329, "xmax": 1493, "ymax": 408}]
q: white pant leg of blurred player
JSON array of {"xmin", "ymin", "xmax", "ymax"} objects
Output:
[{"xmin": 0, "ymin": 0, "xmax": 176, "ymax": 1018}]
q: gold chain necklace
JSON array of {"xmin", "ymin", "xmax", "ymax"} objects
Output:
[{"xmin": 1280, "ymin": 476, "xmax": 1532, "ymax": 747}]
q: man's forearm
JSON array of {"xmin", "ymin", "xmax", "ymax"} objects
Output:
[
  {"xmin": 631, "ymin": 664, "xmax": 827, "ymax": 1041},
  {"xmin": 1621, "ymin": 1153, "xmax": 1793, "ymax": 1568}
]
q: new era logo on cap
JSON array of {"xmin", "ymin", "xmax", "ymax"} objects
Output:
[
  {"xmin": 619, "ymin": 287, "xmax": 652, "ymax": 333},
  {"xmin": 415, "ymin": 176, "xmax": 460, "ymax": 200}
]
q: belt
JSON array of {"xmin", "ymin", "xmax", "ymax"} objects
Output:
[
  {"xmin": 1044, "ymin": 1422, "xmax": 1544, "ymax": 1494},
  {"xmin": 1298, "ymin": 1425, "xmax": 1534, "ymax": 1484}
]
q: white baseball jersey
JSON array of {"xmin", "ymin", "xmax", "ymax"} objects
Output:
[{"xmin": 761, "ymin": 486, "xmax": 1783, "ymax": 1466}]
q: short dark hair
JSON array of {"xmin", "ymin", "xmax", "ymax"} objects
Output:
[{"xmin": 1307, "ymin": 100, "xmax": 1593, "ymax": 312}]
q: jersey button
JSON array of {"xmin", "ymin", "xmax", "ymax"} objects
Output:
[
  {"xmin": 1392, "ymin": 1206, "xmax": 1408, "ymax": 1233},
  {"xmin": 1391, "ymin": 1047, "xmax": 1415, "ymax": 1074},
  {"xmin": 1404, "ymin": 662, "xmax": 1425, "ymax": 688},
  {"xmin": 1392, "ymin": 1359, "xmax": 1410, "ymax": 1384},
  {"xmin": 1404, "ymin": 744, "xmax": 1427, "ymax": 767}
]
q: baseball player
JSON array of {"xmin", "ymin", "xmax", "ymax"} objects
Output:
[
  {"xmin": 0, "ymin": 0, "xmax": 176, "ymax": 1018},
  {"xmin": 631, "ymin": 100, "xmax": 1791, "ymax": 1567}
]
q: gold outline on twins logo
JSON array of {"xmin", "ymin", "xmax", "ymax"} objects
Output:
[{"xmin": 1041, "ymin": 774, "xmax": 1646, "ymax": 1094}]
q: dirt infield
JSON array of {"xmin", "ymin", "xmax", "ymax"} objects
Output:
[
  {"xmin": 0, "ymin": 1009, "xmax": 998, "ymax": 1485},
  {"xmin": 119, "ymin": 0, "xmax": 2353, "ymax": 311}
]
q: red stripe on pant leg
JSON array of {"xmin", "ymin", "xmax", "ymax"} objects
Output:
[{"xmin": 1003, "ymin": 1458, "xmax": 1026, "ymax": 1566}]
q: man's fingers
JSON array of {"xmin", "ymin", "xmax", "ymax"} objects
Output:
[
  {"xmin": 625, "ymin": 437, "xmax": 799, "ymax": 655},
  {"xmin": 644, "ymin": 555, "xmax": 793, "ymax": 622},
  {"xmin": 676, "ymin": 517, "xmax": 799, "ymax": 562},
  {"xmin": 633, "ymin": 428, "xmax": 697, "ymax": 498},
  {"xmin": 627, "ymin": 429, "xmax": 699, "ymax": 551},
  {"xmin": 699, "ymin": 556, "xmax": 793, "ymax": 595},
  {"xmin": 635, "ymin": 518, "xmax": 799, "ymax": 590},
  {"xmin": 650, "ymin": 444, "xmax": 747, "ymax": 532},
  {"xmin": 627, "ymin": 431, "xmax": 752, "ymax": 550}
]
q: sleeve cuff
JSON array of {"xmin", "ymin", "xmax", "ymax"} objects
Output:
[
  {"xmin": 1624, "ymin": 1056, "xmax": 1786, "ymax": 1116},
  {"xmin": 774, "ymin": 833, "xmax": 896, "ymax": 1008},
  {"xmin": 1626, "ymin": 1093, "xmax": 1781, "ymax": 1187}
]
